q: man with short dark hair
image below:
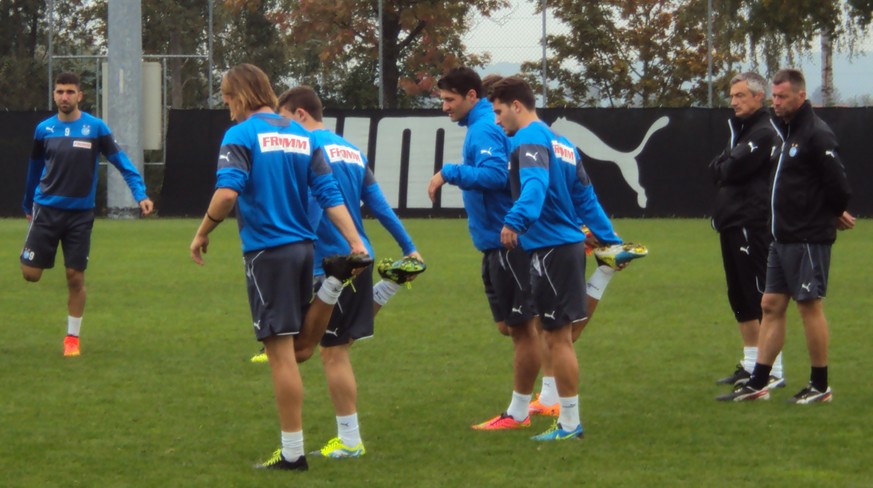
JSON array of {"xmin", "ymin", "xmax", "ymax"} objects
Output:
[
  {"xmin": 21, "ymin": 71, "xmax": 154, "ymax": 357},
  {"xmin": 489, "ymin": 76, "xmax": 624, "ymax": 440},
  {"xmin": 719, "ymin": 68, "xmax": 853, "ymax": 404},
  {"xmin": 709, "ymin": 72, "xmax": 785, "ymax": 393},
  {"xmin": 428, "ymin": 67, "xmax": 542, "ymax": 431},
  {"xmin": 277, "ymin": 85, "xmax": 424, "ymax": 459}
]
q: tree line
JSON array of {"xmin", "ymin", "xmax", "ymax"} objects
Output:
[{"xmin": 1, "ymin": 0, "xmax": 870, "ymax": 111}]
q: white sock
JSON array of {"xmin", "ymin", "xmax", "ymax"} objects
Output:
[
  {"xmin": 67, "ymin": 316, "xmax": 82, "ymax": 337},
  {"xmin": 586, "ymin": 266, "xmax": 615, "ymax": 300},
  {"xmin": 506, "ymin": 391, "xmax": 532, "ymax": 422},
  {"xmin": 772, "ymin": 352, "xmax": 784, "ymax": 378},
  {"xmin": 539, "ymin": 377, "xmax": 558, "ymax": 406},
  {"xmin": 742, "ymin": 347, "xmax": 757, "ymax": 374},
  {"xmin": 373, "ymin": 280, "xmax": 400, "ymax": 306},
  {"xmin": 337, "ymin": 413, "xmax": 362, "ymax": 447},
  {"xmin": 316, "ymin": 277, "xmax": 344, "ymax": 305},
  {"xmin": 281, "ymin": 430, "xmax": 304, "ymax": 461},
  {"xmin": 558, "ymin": 395, "xmax": 581, "ymax": 430}
]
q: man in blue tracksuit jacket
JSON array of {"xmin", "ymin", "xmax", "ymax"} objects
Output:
[
  {"xmin": 428, "ymin": 68, "xmax": 541, "ymax": 432},
  {"xmin": 20, "ymin": 71, "xmax": 154, "ymax": 357},
  {"xmin": 278, "ymin": 86, "xmax": 422, "ymax": 458},
  {"xmin": 490, "ymin": 76, "xmax": 621, "ymax": 441}
]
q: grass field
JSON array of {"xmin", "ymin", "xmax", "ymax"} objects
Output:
[{"xmin": 1, "ymin": 218, "xmax": 871, "ymax": 487}]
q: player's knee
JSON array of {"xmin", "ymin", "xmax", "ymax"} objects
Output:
[
  {"xmin": 21, "ymin": 266, "xmax": 42, "ymax": 282},
  {"xmin": 295, "ymin": 346, "xmax": 315, "ymax": 363}
]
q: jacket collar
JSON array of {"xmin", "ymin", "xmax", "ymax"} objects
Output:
[
  {"xmin": 775, "ymin": 100, "xmax": 813, "ymax": 133},
  {"xmin": 459, "ymin": 98, "xmax": 493, "ymax": 128},
  {"xmin": 731, "ymin": 106, "xmax": 770, "ymax": 129}
]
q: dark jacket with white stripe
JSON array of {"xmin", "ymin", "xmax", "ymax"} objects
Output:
[
  {"xmin": 769, "ymin": 101, "xmax": 851, "ymax": 244},
  {"xmin": 709, "ymin": 107, "xmax": 778, "ymax": 232}
]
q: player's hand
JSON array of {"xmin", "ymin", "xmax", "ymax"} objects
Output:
[
  {"xmin": 836, "ymin": 211, "xmax": 855, "ymax": 231},
  {"xmin": 427, "ymin": 172, "xmax": 445, "ymax": 203},
  {"xmin": 25, "ymin": 214, "xmax": 32, "ymax": 223},
  {"xmin": 349, "ymin": 240, "xmax": 369, "ymax": 257},
  {"xmin": 406, "ymin": 251, "xmax": 424, "ymax": 262},
  {"xmin": 190, "ymin": 234, "xmax": 209, "ymax": 265},
  {"xmin": 139, "ymin": 198, "xmax": 154, "ymax": 217},
  {"xmin": 500, "ymin": 226, "xmax": 518, "ymax": 249}
]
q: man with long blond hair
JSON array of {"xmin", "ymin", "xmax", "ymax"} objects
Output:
[{"xmin": 189, "ymin": 63, "xmax": 371, "ymax": 471}]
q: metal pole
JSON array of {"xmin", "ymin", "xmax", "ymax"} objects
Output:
[
  {"xmin": 541, "ymin": 0, "xmax": 547, "ymax": 107},
  {"xmin": 707, "ymin": 0, "xmax": 713, "ymax": 107},
  {"xmin": 106, "ymin": 0, "xmax": 144, "ymax": 218},
  {"xmin": 208, "ymin": 0, "xmax": 214, "ymax": 107},
  {"xmin": 47, "ymin": 0, "xmax": 54, "ymax": 109},
  {"xmin": 378, "ymin": 0, "xmax": 384, "ymax": 109}
]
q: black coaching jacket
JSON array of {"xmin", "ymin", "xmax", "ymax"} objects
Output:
[
  {"xmin": 709, "ymin": 107, "xmax": 778, "ymax": 232},
  {"xmin": 770, "ymin": 101, "xmax": 852, "ymax": 244}
]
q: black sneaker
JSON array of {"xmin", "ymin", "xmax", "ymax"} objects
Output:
[
  {"xmin": 716, "ymin": 385, "xmax": 769, "ymax": 402},
  {"xmin": 787, "ymin": 383, "xmax": 832, "ymax": 404},
  {"xmin": 255, "ymin": 449, "xmax": 308, "ymax": 471},
  {"xmin": 715, "ymin": 364, "xmax": 751, "ymax": 386},
  {"xmin": 377, "ymin": 256, "xmax": 427, "ymax": 284},
  {"xmin": 322, "ymin": 253, "xmax": 373, "ymax": 282}
]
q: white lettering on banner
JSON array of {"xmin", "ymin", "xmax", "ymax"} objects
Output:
[
  {"xmin": 374, "ymin": 116, "xmax": 465, "ymax": 208},
  {"xmin": 327, "ymin": 114, "xmax": 667, "ymax": 210},
  {"xmin": 552, "ymin": 141, "xmax": 577, "ymax": 165},
  {"xmin": 72, "ymin": 140, "xmax": 92, "ymax": 149},
  {"xmin": 324, "ymin": 144, "xmax": 365, "ymax": 166},
  {"xmin": 258, "ymin": 132, "xmax": 310, "ymax": 155}
]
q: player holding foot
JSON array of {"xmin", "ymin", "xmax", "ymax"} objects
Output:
[
  {"xmin": 278, "ymin": 86, "xmax": 424, "ymax": 459},
  {"xmin": 428, "ymin": 67, "xmax": 540, "ymax": 432},
  {"xmin": 490, "ymin": 76, "xmax": 625, "ymax": 440},
  {"xmin": 20, "ymin": 71, "xmax": 154, "ymax": 357},
  {"xmin": 528, "ymin": 229, "xmax": 647, "ymax": 416},
  {"xmin": 189, "ymin": 64, "xmax": 370, "ymax": 471}
]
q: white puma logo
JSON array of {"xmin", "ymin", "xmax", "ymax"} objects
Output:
[
  {"xmin": 324, "ymin": 329, "xmax": 339, "ymax": 337},
  {"xmin": 511, "ymin": 306, "xmax": 523, "ymax": 314},
  {"xmin": 747, "ymin": 141, "xmax": 758, "ymax": 152},
  {"xmin": 739, "ymin": 246, "xmax": 750, "ymax": 255},
  {"xmin": 550, "ymin": 116, "xmax": 670, "ymax": 209},
  {"xmin": 801, "ymin": 282, "xmax": 812, "ymax": 292},
  {"xmin": 525, "ymin": 151, "xmax": 539, "ymax": 161},
  {"xmin": 46, "ymin": 126, "xmax": 55, "ymax": 133},
  {"xmin": 480, "ymin": 147, "xmax": 493, "ymax": 156},
  {"xmin": 544, "ymin": 311, "xmax": 556, "ymax": 320},
  {"xmin": 253, "ymin": 320, "xmax": 261, "ymax": 330},
  {"xmin": 218, "ymin": 152, "xmax": 231, "ymax": 161},
  {"xmin": 825, "ymin": 150, "xmax": 835, "ymax": 158}
]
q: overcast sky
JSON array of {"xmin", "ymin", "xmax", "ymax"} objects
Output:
[{"xmin": 462, "ymin": 1, "xmax": 873, "ymax": 100}]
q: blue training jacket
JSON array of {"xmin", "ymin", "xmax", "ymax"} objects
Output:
[
  {"xmin": 305, "ymin": 129, "xmax": 416, "ymax": 276},
  {"xmin": 441, "ymin": 98, "xmax": 513, "ymax": 252},
  {"xmin": 505, "ymin": 120, "xmax": 621, "ymax": 251},
  {"xmin": 215, "ymin": 112, "xmax": 345, "ymax": 253},
  {"xmin": 22, "ymin": 112, "xmax": 148, "ymax": 213}
]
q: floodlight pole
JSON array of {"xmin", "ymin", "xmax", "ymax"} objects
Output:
[
  {"xmin": 707, "ymin": 0, "xmax": 713, "ymax": 108},
  {"xmin": 47, "ymin": 0, "xmax": 54, "ymax": 109},
  {"xmin": 378, "ymin": 0, "xmax": 384, "ymax": 109},
  {"xmin": 541, "ymin": 0, "xmax": 547, "ymax": 107}
]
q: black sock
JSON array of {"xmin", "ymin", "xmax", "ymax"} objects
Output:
[
  {"xmin": 747, "ymin": 363, "xmax": 773, "ymax": 390},
  {"xmin": 810, "ymin": 366, "xmax": 828, "ymax": 391}
]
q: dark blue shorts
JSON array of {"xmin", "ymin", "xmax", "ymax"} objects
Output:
[
  {"xmin": 316, "ymin": 265, "xmax": 374, "ymax": 347},
  {"xmin": 21, "ymin": 203, "xmax": 94, "ymax": 271},
  {"xmin": 529, "ymin": 242, "xmax": 588, "ymax": 331},
  {"xmin": 765, "ymin": 242, "xmax": 831, "ymax": 302},
  {"xmin": 244, "ymin": 241, "xmax": 313, "ymax": 341},
  {"xmin": 482, "ymin": 248, "xmax": 537, "ymax": 326}
]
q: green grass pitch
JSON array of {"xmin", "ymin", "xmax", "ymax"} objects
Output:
[{"xmin": 1, "ymin": 218, "xmax": 871, "ymax": 487}]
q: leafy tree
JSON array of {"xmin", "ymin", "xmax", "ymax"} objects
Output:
[{"xmin": 274, "ymin": 0, "xmax": 509, "ymax": 108}]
